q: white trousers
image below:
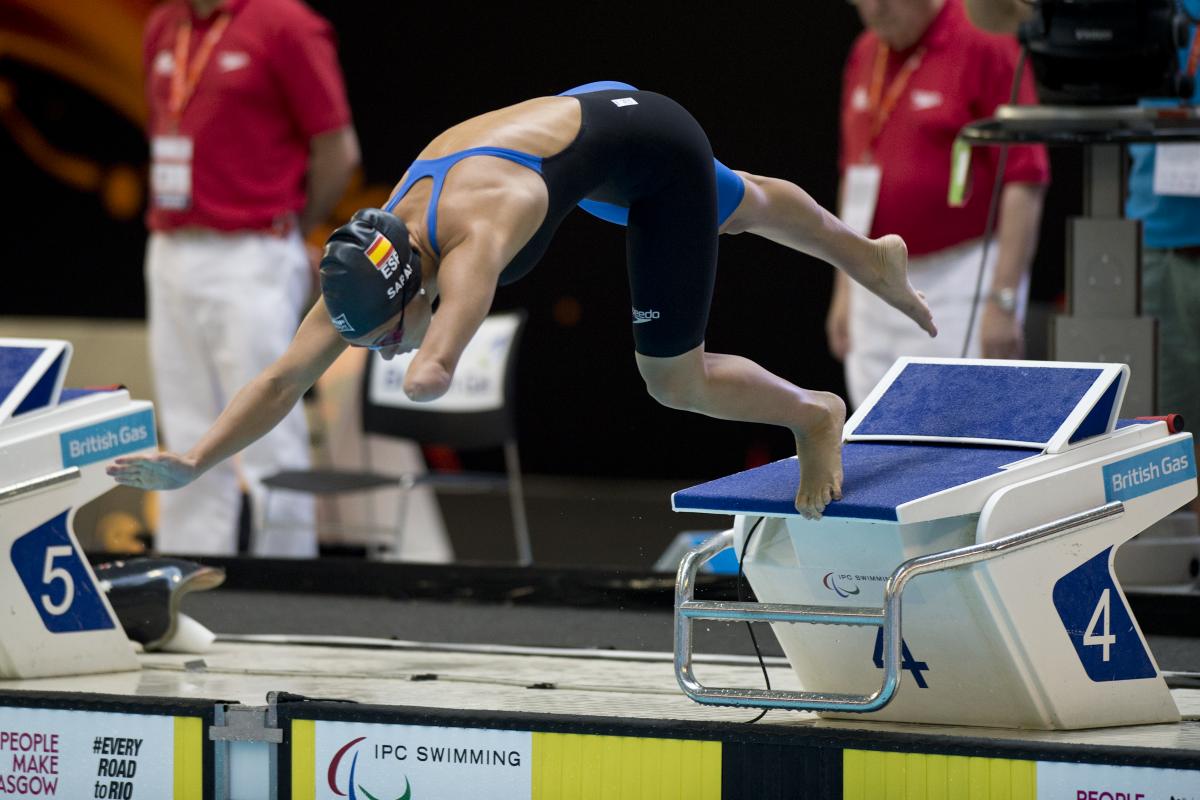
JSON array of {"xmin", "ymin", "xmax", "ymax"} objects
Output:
[
  {"xmin": 845, "ymin": 238, "xmax": 1025, "ymax": 408},
  {"xmin": 146, "ymin": 229, "xmax": 316, "ymax": 556}
]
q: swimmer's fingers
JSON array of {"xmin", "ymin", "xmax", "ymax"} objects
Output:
[
  {"xmin": 106, "ymin": 452, "xmax": 198, "ymax": 490},
  {"xmin": 110, "ymin": 453, "xmax": 155, "ymax": 467}
]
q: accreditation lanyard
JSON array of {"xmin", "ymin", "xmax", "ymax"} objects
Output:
[
  {"xmin": 168, "ymin": 12, "xmax": 231, "ymax": 126},
  {"xmin": 864, "ymin": 41, "xmax": 926, "ymax": 161}
]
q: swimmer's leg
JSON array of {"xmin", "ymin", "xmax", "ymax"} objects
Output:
[
  {"xmin": 721, "ymin": 171, "xmax": 937, "ymax": 339},
  {"xmin": 636, "ymin": 345, "xmax": 845, "ymax": 520},
  {"xmin": 621, "ymin": 97, "xmax": 845, "ymax": 518}
]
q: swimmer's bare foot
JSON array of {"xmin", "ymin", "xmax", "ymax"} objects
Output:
[
  {"xmin": 793, "ymin": 391, "xmax": 846, "ymax": 520},
  {"xmin": 870, "ymin": 234, "xmax": 937, "ymax": 339}
]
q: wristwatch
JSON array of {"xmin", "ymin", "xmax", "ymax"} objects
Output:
[{"xmin": 988, "ymin": 287, "xmax": 1017, "ymax": 314}]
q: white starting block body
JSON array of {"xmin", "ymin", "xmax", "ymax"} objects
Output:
[
  {"xmin": 673, "ymin": 358, "xmax": 1196, "ymax": 730},
  {"xmin": 0, "ymin": 339, "xmax": 155, "ymax": 678}
]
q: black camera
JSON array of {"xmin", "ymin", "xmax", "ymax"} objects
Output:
[{"xmin": 1018, "ymin": 0, "xmax": 1194, "ymax": 104}]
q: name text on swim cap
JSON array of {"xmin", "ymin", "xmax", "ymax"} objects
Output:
[{"xmin": 387, "ymin": 260, "xmax": 413, "ymax": 301}]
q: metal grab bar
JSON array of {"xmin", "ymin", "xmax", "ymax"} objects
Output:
[
  {"xmin": 674, "ymin": 501, "xmax": 1125, "ymax": 713},
  {"xmin": 0, "ymin": 467, "xmax": 81, "ymax": 507}
]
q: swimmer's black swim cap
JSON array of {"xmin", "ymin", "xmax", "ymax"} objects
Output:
[{"xmin": 320, "ymin": 208, "xmax": 422, "ymax": 339}]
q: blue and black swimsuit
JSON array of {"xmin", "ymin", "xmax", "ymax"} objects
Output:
[{"xmin": 385, "ymin": 81, "xmax": 745, "ymax": 358}]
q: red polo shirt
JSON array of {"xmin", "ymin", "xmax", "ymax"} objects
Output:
[
  {"xmin": 144, "ymin": 0, "xmax": 352, "ymax": 232},
  {"xmin": 839, "ymin": 0, "xmax": 1049, "ymax": 257}
]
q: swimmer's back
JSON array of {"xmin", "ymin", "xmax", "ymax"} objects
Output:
[{"xmin": 414, "ymin": 96, "xmax": 583, "ymax": 164}]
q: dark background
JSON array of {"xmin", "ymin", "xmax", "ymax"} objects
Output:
[{"xmin": 0, "ymin": 0, "xmax": 1081, "ymax": 481}]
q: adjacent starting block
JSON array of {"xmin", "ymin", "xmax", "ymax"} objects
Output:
[
  {"xmin": 0, "ymin": 339, "xmax": 156, "ymax": 678},
  {"xmin": 672, "ymin": 358, "xmax": 1197, "ymax": 730}
]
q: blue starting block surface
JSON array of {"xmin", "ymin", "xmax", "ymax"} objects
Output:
[
  {"xmin": 672, "ymin": 441, "xmax": 1035, "ymax": 521},
  {"xmin": 0, "ymin": 340, "xmax": 69, "ymax": 424},
  {"xmin": 846, "ymin": 358, "xmax": 1127, "ymax": 452},
  {"xmin": 674, "ymin": 359, "xmax": 1138, "ymax": 521},
  {"xmin": 673, "ymin": 418, "xmax": 1157, "ymax": 522}
]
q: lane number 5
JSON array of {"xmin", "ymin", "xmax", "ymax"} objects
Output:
[{"xmin": 40, "ymin": 545, "xmax": 76, "ymax": 616}]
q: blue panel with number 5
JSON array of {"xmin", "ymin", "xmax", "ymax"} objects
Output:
[
  {"xmin": 11, "ymin": 511, "xmax": 114, "ymax": 633},
  {"xmin": 1052, "ymin": 547, "xmax": 1155, "ymax": 682}
]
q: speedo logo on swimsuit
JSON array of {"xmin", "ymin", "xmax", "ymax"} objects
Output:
[
  {"xmin": 612, "ymin": 97, "xmax": 638, "ymax": 107},
  {"xmin": 632, "ymin": 308, "xmax": 660, "ymax": 324}
]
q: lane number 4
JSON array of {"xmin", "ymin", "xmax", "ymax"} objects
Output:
[{"xmin": 1083, "ymin": 588, "xmax": 1117, "ymax": 662}]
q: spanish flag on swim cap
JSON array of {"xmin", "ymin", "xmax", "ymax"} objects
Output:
[
  {"xmin": 364, "ymin": 232, "xmax": 396, "ymax": 269},
  {"xmin": 319, "ymin": 208, "xmax": 422, "ymax": 338}
]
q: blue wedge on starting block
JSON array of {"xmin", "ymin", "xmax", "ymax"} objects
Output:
[
  {"xmin": 851, "ymin": 362, "xmax": 1114, "ymax": 445},
  {"xmin": 846, "ymin": 359, "xmax": 1127, "ymax": 450},
  {"xmin": 0, "ymin": 341, "xmax": 69, "ymax": 423}
]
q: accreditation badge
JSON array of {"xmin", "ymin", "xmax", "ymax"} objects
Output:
[
  {"xmin": 1152, "ymin": 143, "xmax": 1200, "ymax": 197},
  {"xmin": 840, "ymin": 163, "xmax": 882, "ymax": 236},
  {"xmin": 150, "ymin": 134, "xmax": 194, "ymax": 210}
]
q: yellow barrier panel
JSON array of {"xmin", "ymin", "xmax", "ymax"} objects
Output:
[
  {"xmin": 844, "ymin": 749, "xmax": 1037, "ymax": 800},
  {"xmin": 172, "ymin": 716, "xmax": 204, "ymax": 800},
  {"xmin": 291, "ymin": 719, "xmax": 316, "ymax": 800},
  {"xmin": 532, "ymin": 732, "xmax": 721, "ymax": 800}
]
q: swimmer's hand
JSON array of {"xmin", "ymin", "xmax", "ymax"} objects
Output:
[
  {"xmin": 403, "ymin": 360, "xmax": 453, "ymax": 402},
  {"xmin": 107, "ymin": 452, "xmax": 201, "ymax": 491}
]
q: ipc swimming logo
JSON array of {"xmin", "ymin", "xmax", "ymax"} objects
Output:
[
  {"xmin": 822, "ymin": 572, "xmax": 861, "ymax": 598},
  {"xmin": 328, "ymin": 737, "xmax": 412, "ymax": 800}
]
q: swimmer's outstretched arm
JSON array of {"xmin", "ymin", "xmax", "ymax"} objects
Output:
[
  {"xmin": 723, "ymin": 171, "xmax": 936, "ymax": 339},
  {"xmin": 402, "ymin": 235, "xmax": 502, "ymax": 401},
  {"xmin": 107, "ymin": 299, "xmax": 348, "ymax": 491}
]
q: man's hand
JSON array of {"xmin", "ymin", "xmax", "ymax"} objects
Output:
[
  {"xmin": 980, "ymin": 303, "xmax": 1024, "ymax": 359},
  {"xmin": 106, "ymin": 452, "xmax": 202, "ymax": 491}
]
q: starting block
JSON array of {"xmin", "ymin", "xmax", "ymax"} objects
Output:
[
  {"xmin": 672, "ymin": 358, "xmax": 1196, "ymax": 730},
  {"xmin": 0, "ymin": 339, "xmax": 156, "ymax": 678}
]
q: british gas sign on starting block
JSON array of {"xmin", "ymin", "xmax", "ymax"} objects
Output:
[
  {"xmin": 59, "ymin": 410, "xmax": 156, "ymax": 469},
  {"xmin": 1102, "ymin": 440, "xmax": 1196, "ymax": 502}
]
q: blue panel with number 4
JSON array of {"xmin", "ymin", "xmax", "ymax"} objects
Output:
[
  {"xmin": 872, "ymin": 628, "xmax": 931, "ymax": 688},
  {"xmin": 1052, "ymin": 547, "xmax": 1155, "ymax": 682},
  {"xmin": 11, "ymin": 511, "xmax": 114, "ymax": 633}
]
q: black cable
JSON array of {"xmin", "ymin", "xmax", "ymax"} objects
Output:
[
  {"xmin": 736, "ymin": 516, "xmax": 770, "ymax": 723},
  {"xmin": 961, "ymin": 47, "xmax": 1028, "ymax": 357}
]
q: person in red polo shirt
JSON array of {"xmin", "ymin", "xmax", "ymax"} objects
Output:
[
  {"xmin": 143, "ymin": 0, "xmax": 359, "ymax": 556},
  {"xmin": 827, "ymin": 0, "xmax": 1050, "ymax": 407}
]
